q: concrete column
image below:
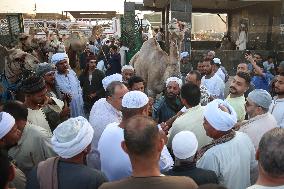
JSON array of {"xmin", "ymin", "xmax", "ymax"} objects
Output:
[
  {"xmin": 280, "ymin": 0, "xmax": 284, "ymax": 50},
  {"xmin": 169, "ymin": 0, "xmax": 192, "ymax": 53}
]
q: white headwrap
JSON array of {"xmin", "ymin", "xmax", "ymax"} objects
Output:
[
  {"xmin": 121, "ymin": 65, "xmax": 134, "ymax": 72},
  {"xmin": 51, "ymin": 53, "xmax": 68, "ymax": 65},
  {"xmin": 204, "ymin": 99, "xmax": 237, "ymax": 131},
  {"xmin": 172, "ymin": 131, "xmax": 198, "ymax": 159},
  {"xmin": 0, "ymin": 112, "xmax": 15, "ymax": 139},
  {"xmin": 102, "ymin": 73, "xmax": 123, "ymax": 90},
  {"xmin": 166, "ymin": 77, "xmax": 182, "ymax": 89},
  {"xmin": 51, "ymin": 116, "xmax": 94, "ymax": 158},
  {"xmin": 122, "ymin": 91, "xmax": 149, "ymax": 108},
  {"xmin": 248, "ymin": 89, "xmax": 272, "ymax": 109},
  {"xmin": 213, "ymin": 58, "xmax": 221, "ymax": 65},
  {"xmin": 180, "ymin": 52, "xmax": 189, "ymax": 59}
]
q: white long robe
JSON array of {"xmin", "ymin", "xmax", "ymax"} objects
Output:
[
  {"xmin": 88, "ymin": 98, "xmax": 122, "ymax": 169},
  {"xmin": 55, "ymin": 69, "xmax": 85, "ymax": 118},
  {"xmin": 197, "ymin": 131, "xmax": 257, "ymax": 189},
  {"xmin": 201, "ymin": 74, "xmax": 225, "ymax": 99}
]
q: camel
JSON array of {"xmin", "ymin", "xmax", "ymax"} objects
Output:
[
  {"xmin": 0, "ymin": 45, "xmax": 39, "ymax": 101},
  {"xmin": 129, "ymin": 19, "xmax": 189, "ymax": 98}
]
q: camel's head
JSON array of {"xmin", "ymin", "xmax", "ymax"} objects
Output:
[
  {"xmin": 64, "ymin": 32, "xmax": 88, "ymax": 52},
  {"xmin": 0, "ymin": 45, "xmax": 39, "ymax": 83},
  {"xmin": 18, "ymin": 33, "xmax": 33, "ymax": 52}
]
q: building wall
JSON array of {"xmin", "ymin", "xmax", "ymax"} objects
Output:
[{"xmin": 229, "ymin": 2, "xmax": 282, "ymax": 50}]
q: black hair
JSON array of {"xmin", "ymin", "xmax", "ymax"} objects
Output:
[
  {"xmin": 188, "ymin": 70, "xmax": 202, "ymax": 81},
  {"xmin": 0, "ymin": 149, "xmax": 10, "ymax": 189},
  {"xmin": 128, "ymin": 76, "xmax": 144, "ymax": 89},
  {"xmin": 2, "ymin": 101, "xmax": 28, "ymax": 121},
  {"xmin": 180, "ymin": 83, "xmax": 201, "ymax": 107},
  {"xmin": 236, "ymin": 71, "xmax": 251, "ymax": 86}
]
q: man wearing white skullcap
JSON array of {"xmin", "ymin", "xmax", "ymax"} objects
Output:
[
  {"xmin": 153, "ymin": 77, "xmax": 183, "ymax": 123},
  {"xmin": 54, "ymin": 52, "xmax": 85, "ymax": 118},
  {"xmin": 26, "ymin": 116, "xmax": 108, "ymax": 189},
  {"xmin": 166, "ymin": 131, "xmax": 218, "ymax": 185},
  {"xmin": 88, "ymin": 81, "xmax": 128, "ymax": 169},
  {"xmin": 98, "ymin": 91, "xmax": 173, "ymax": 181},
  {"xmin": 239, "ymin": 89, "xmax": 277, "ymax": 149},
  {"xmin": 102, "ymin": 73, "xmax": 123, "ymax": 91},
  {"xmin": 196, "ymin": 99, "xmax": 257, "ymax": 189},
  {"xmin": 212, "ymin": 58, "xmax": 227, "ymax": 82},
  {"xmin": 0, "ymin": 112, "xmax": 26, "ymax": 189},
  {"xmin": 121, "ymin": 65, "xmax": 134, "ymax": 85}
]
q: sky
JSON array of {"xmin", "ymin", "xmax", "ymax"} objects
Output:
[{"xmin": 0, "ymin": 0, "xmax": 142, "ymax": 14}]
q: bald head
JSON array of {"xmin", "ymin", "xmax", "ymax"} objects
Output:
[
  {"xmin": 124, "ymin": 116, "xmax": 160, "ymax": 157},
  {"xmin": 237, "ymin": 63, "xmax": 248, "ymax": 73}
]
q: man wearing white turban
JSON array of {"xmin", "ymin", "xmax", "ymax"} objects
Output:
[
  {"xmin": 98, "ymin": 91, "xmax": 173, "ymax": 181},
  {"xmin": 26, "ymin": 116, "xmax": 108, "ymax": 189},
  {"xmin": 53, "ymin": 53, "xmax": 85, "ymax": 118},
  {"xmin": 121, "ymin": 65, "xmax": 134, "ymax": 86},
  {"xmin": 153, "ymin": 77, "xmax": 183, "ymax": 123},
  {"xmin": 0, "ymin": 112, "xmax": 26, "ymax": 189},
  {"xmin": 196, "ymin": 99, "xmax": 257, "ymax": 189}
]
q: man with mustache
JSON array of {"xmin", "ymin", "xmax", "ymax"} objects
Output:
[
  {"xmin": 226, "ymin": 72, "xmax": 251, "ymax": 122},
  {"xmin": 269, "ymin": 72, "xmax": 284, "ymax": 128},
  {"xmin": 152, "ymin": 77, "xmax": 183, "ymax": 124}
]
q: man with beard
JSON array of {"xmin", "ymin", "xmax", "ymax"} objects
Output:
[
  {"xmin": 121, "ymin": 65, "xmax": 135, "ymax": 87},
  {"xmin": 197, "ymin": 61, "xmax": 206, "ymax": 77},
  {"xmin": 153, "ymin": 77, "xmax": 183, "ymax": 124},
  {"xmin": 21, "ymin": 76, "xmax": 70, "ymax": 133},
  {"xmin": 236, "ymin": 63, "xmax": 255, "ymax": 98},
  {"xmin": 226, "ymin": 72, "xmax": 250, "ymax": 122},
  {"xmin": 239, "ymin": 89, "xmax": 277, "ymax": 149},
  {"xmin": 52, "ymin": 53, "xmax": 85, "ymax": 117},
  {"xmin": 269, "ymin": 72, "xmax": 284, "ymax": 128},
  {"xmin": 201, "ymin": 58, "xmax": 225, "ymax": 99}
]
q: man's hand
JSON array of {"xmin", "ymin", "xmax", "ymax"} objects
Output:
[
  {"xmin": 160, "ymin": 122, "xmax": 170, "ymax": 135},
  {"xmin": 245, "ymin": 53, "xmax": 254, "ymax": 64}
]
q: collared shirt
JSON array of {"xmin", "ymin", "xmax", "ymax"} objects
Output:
[
  {"xmin": 168, "ymin": 105, "xmax": 211, "ymax": 149},
  {"xmin": 201, "ymin": 74, "xmax": 225, "ymax": 99},
  {"xmin": 8, "ymin": 122, "xmax": 56, "ymax": 175},
  {"xmin": 226, "ymin": 94, "xmax": 246, "ymax": 122},
  {"xmin": 98, "ymin": 122, "xmax": 174, "ymax": 181},
  {"xmin": 55, "ymin": 69, "xmax": 85, "ymax": 117},
  {"xmin": 88, "ymin": 98, "xmax": 122, "ymax": 169},
  {"xmin": 239, "ymin": 113, "xmax": 277, "ymax": 149},
  {"xmin": 269, "ymin": 97, "xmax": 284, "ymax": 128},
  {"xmin": 197, "ymin": 132, "xmax": 257, "ymax": 189}
]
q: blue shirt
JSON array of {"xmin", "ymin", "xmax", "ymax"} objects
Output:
[{"xmin": 251, "ymin": 73, "xmax": 270, "ymax": 91}]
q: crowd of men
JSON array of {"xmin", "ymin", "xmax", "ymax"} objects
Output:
[{"xmin": 0, "ymin": 35, "xmax": 284, "ymax": 189}]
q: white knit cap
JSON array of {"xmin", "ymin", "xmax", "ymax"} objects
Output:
[
  {"xmin": 0, "ymin": 112, "xmax": 15, "ymax": 139},
  {"xmin": 122, "ymin": 91, "xmax": 149, "ymax": 108},
  {"xmin": 172, "ymin": 131, "xmax": 198, "ymax": 159},
  {"xmin": 166, "ymin": 77, "xmax": 182, "ymax": 89},
  {"xmin": 51, "ymin": 116, "xmax": 94, "ymax": 158},
  {"xmin": 204, "ymin": 99, "xmax": 237, "ymax": 132},
  {"xmin": 121, "ymin": 65, "xmax": 134, "ymax": 72},
  {"xmin": 248, "ymin": 89, "xmax": 272, "ymax": 109},
  {"xmin": 180, "ymin": 52, "xmax": 189, "ymax": 59},
  {"xmin": 102, "ymin": 73, "xmax": 123, "ymax": 90},
  {"xmin": 51, "ymin": 53, "xmax": 68, "ymax": 65},
  {"xmin": 213, "ymin": 58, "xmax": 221, "ymax": 65}
]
